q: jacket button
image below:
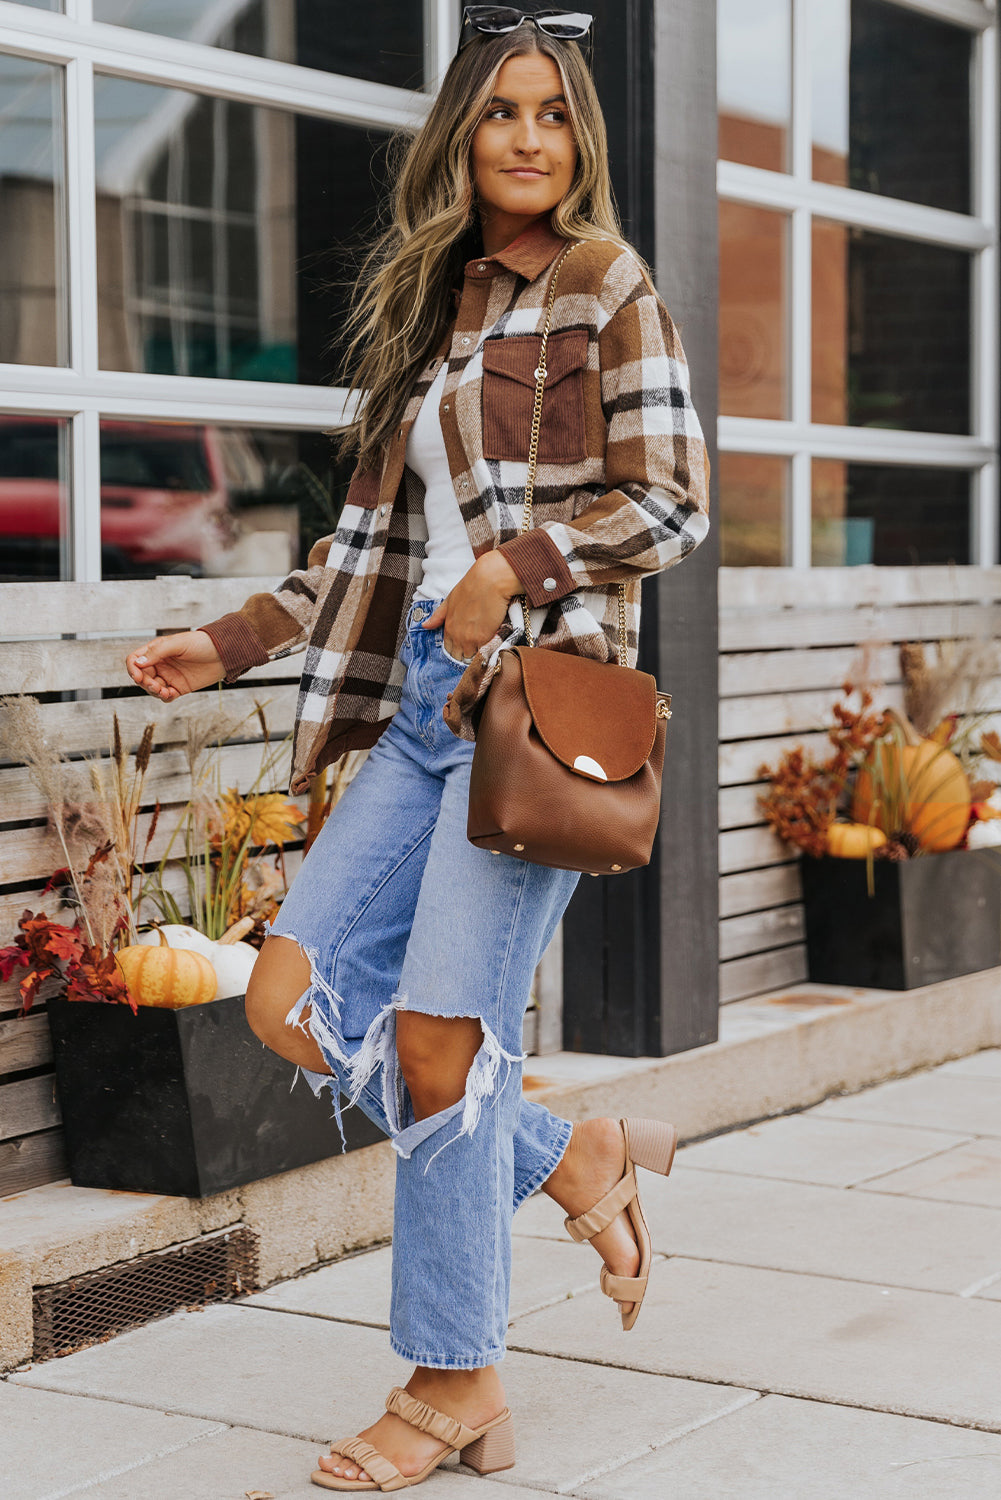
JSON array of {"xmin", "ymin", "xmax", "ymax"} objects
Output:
[
  {"xmin": 443, "ymin": 403, "xmax": 450, "ymax": 413},
  {"xmin": 379, "ymin": 505, "xmax": 387, "ymax": 517},
  {"xmin": 477, "ymin": 263, "xmax": 486, "ymax": 272},
  {"xmin": 543, "ymin": 576, "xmax": 557, "ymax": 592}
]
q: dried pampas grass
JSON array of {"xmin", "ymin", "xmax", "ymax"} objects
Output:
[{"xmin": 901, "ymin": 640, "xmax": 999, "ymax": 738}]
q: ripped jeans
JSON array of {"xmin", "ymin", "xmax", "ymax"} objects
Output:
[{"xmin": 271, "ymin": 600, "xmax": 579, "ymax": 1369}]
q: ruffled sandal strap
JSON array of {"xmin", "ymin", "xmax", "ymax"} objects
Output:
[
  {"xmin": 564, "ymin": 1168, "xmax": 637, "ymax": 1243},
  {"xmin": 385, "ymin": 1387, "xmax": 479, "ymax": 1451},
  {"xmin": 600, "ymin": 1266, "xmax": 648, "ymax": 1301},
  {"xmin": 330, "ymin": 1437, "xmax": 404, "ymax": 1490}
]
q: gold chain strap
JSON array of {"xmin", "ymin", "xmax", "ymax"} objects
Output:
[{"xmin": 519, "ymin": 244, "xmax": 628, "ymax": 664}]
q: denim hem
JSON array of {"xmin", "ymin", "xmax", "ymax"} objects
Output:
[
  {"xmin": 389, "ymin": 1337, "xmax": 507, "ymax": 1371},
  {"xmin": 513, "ymin": 1115, "xmax": 572, "ymax": 1212}
]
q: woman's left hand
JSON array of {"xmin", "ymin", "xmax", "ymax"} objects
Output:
[{"xmin": 423, "ymin": 552, "xmax": 521, "ymax": 663}]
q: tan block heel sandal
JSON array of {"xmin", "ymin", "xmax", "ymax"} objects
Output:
[
  {"xmin": 311, "ymin": 1386, "xmax": 515, "ymax": 1492},
  {"xmin": 564, "ymin": 1116, "xmax": 678, "ymax": 1332}
]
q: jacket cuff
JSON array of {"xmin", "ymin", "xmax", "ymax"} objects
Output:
[
  {"xmin": 498, "ymin": 532, "xmax": 575, "ymax": 608},
  {"xmin": 200, "ymin": 613, "xmax": 269, "ymax": 683}
]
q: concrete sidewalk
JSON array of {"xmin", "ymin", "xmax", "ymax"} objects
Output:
[{"xmin": 3, "ymin": 1049, "xmax": 1000, "ymax": 1499}]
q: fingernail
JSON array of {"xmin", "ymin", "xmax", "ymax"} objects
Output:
[{"xmin": 135, "ymin": 655, "xmax": 147, "ymax": 664}]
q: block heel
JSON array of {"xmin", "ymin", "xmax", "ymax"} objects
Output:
[
  {"xmin": 623, "ymin": 1117, "xmax": 678, "ymax": 1178},
  {"xmin": 460, "ymin": 1413, "xmax": 516, "ymax": 1474}
]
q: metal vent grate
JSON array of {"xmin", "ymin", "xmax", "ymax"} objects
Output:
[{"xmin": 32, "ymin": 1226, "xmax": 258, "ymax": 1362}]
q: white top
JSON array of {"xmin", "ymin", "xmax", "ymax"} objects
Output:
[{"xmin": 407, "ymin": 362, "xmax": 476, "ymax": 602}]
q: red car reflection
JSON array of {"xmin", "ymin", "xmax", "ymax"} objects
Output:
[{"xmin": 0, "ymin": 416, "xmax": 232, "ymax": 579}]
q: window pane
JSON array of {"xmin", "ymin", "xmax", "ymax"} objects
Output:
[
  {"xmin": 95, "ymin": 77, "xmax": 391, "ymax": 385},
  {"xmin": 0, "ymin": 54, "xmax": 66, "ymax": 366},
  {"xmin": 812, "ymin": 223, "xmax": 971, "ymax": 434},
  {"xmin": 93, "ymin": 1, "xmax": 424, "ymax": 91},
  {"xmin": 11, "ymin": 2, "xmax": 61, "ymax": 9},
  {"xmin": 720, "ymin": 453, "xmax": 788, "ymax": 566},
  {"xmin": 812, "ymin": 0, "xmax": 971, "ymax": 214},
  {"xmin": 0, "ymin": 416, "xmax": 69, "ymax": 581},
  {"xmin": 720, "ymin": 203, "xmax": 788, "ymax": 420},
  {"xmin": 98, "ymin": 419, "xmax": 352, "ymax": 579},
  {"xmin": 718, "ymin": 0, "xmax": 790, "ymax": 173},
  {"xmin": 812, "ymin": 459, "xmax": 971, "ymax": 565}
]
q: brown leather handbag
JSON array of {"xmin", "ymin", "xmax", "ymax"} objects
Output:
[{"xmin": 467, "ymin": 245, "xmax": 672, "ymax": 876}]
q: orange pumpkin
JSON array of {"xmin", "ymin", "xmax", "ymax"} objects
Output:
[
  {"xmin": 115, "ymin": 931, "xmax": 216, "ymax": 1009},
  {"xmin": 825, "ymin": 821, "xmax": 887, "ymax": 859},
  {"xmin": 852, "ymin": 710, "xmax": 971, "ymax": 852}
]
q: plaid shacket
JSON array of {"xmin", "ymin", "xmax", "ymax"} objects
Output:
[{"xmin": 202, "ymin": 219, "xmax": 710, "ymax": 794}]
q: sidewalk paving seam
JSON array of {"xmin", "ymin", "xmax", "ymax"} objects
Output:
[
  {"xmin": 500, "ymin": 1342, "xmax": 1001, "ymax": 1435},
  {"xmin": 549, "ymin": 1388, "xmax": 763, "ymax": 1493},
  {"xmin": 509, "ymin": 1253, "xmax": 1001, "ymax": 1304},
  {"xmin": 28, "ymin": 1420, "xmax": 230, "ymax": 1500},
  {"xmin": 673, "ymin": 1142, "xmax": 981, "ymax": 1190},
  {"xmin": 844, "ymin": 1141, "xmax": 982, "ymax": 1188},
  {"xmin": 2, "ymin": 1378, "xmax": 324, "ymax": 1446}
]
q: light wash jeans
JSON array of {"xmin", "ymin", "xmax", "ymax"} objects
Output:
[{"xmin": 271, "ymin": 600, "xmax": 579, "ymax": 1369}]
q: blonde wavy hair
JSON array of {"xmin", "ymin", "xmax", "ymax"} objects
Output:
[{"xmin": 339, "ymin": 26, "xmax": 626, "ymax": 466}]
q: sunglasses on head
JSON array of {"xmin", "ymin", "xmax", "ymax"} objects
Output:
[{"xmin": 459, "ymin": 7, "xmax": 594, "ymax": 50}]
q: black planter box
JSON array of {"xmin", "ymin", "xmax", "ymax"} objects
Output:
[
  {"xmin": 802, "ymin": 850, "xmax": 1001, "ymax": 990},
  {"xmin": 47, "ymin": 992, "xmax": 384, "ymax": 1198}
]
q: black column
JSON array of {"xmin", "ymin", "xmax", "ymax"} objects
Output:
[{"xmin": 563, "ymin": 0, "xmax": 720, "ymax": 1057}]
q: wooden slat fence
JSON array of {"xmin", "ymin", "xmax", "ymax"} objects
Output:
[
  {"xmin": 0, "ymin": 577, "xmax": 301, "ymax": 1196},
  {"xmin": 717, "ymin": 567, "xmax": 1001, "ymax": 1002}
]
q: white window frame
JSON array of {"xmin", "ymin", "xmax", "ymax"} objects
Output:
[
  {"xmin": 0, "ymin": 0, "xmax": 462, "ymax": 580},
  {"xmin": 717, "ymin": 0, "xmax": 999, "ymax": 567}
]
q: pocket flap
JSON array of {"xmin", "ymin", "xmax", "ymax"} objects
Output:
[
  {"xmin": 481, "ymin": 328, "xmax": 588, "ymax": 391},
  {"xmin": 512, "ymin": 646, "xmax": 661, "ymax": 782}
]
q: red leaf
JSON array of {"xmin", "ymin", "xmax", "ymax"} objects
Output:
[
  {"xmin": 20, "ymin": 965, "xmax": 57, "ymax": 1012},
  {"xmin": 0, "ymin": 944, "xmax": 30, "ymax": 982},
  {"xmin": 45, "ymin": 926, "xmax": 84, "ymax": 963},
  {"xmin": 41, "ymin": 867, "xmax": 71, "ymax": 894}
]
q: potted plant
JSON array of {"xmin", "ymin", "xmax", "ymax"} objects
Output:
[
  {"xmin": 0, "ymin": 697, "xmax": 379, "ymax": 1197},
  {"xmin": 759, "ymin": 645, "xmax": 1001, "ymax": 989}
]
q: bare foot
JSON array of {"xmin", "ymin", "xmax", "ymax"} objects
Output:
[
  {"xmin": 543, "ymin": 1117, "xmax": 641, "ymax": 1318},
  {"xmin": 318, "ymin": 1366, "xmax": 506, "ymax": 1484}
]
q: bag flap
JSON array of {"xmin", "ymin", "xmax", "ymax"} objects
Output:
[
  {"xmin": 512, "ymin": 647, "xmax": 659, "ymax": 782},
  {"xmin": 481, "ymin": 328, "xmax": 588, "ymax": 390}
]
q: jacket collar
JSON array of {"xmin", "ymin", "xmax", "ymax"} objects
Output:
[{"xmin": 467, "ymin": 216, "xmax": 568, "ymax": 283}]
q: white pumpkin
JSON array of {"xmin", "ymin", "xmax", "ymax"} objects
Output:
[
  {"xmin": 137, "ymin": 924, "xmax": 215, "ymax": 960},
  {"xmin": 209, "ymin": 940, "xmax": 259, "ymax": 1000}
]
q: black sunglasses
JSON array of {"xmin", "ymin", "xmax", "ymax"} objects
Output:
[{"xmin": 459, "ymin": 7, "xmax": 594, "ymax": 49}]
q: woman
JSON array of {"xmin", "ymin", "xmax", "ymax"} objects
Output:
[{"xmin": 126, "ymin": 9, "xmax": 709, "ymax": 1491}]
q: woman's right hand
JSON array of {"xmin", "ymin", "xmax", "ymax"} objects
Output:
[{"xmin": 125, "ymin": 630, "xmax": 225, "ymax": 701}]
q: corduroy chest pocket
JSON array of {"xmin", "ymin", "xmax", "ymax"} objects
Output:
[{"xmin": 481, "ymin": 327, "xmax": 588, "ymax": 464}]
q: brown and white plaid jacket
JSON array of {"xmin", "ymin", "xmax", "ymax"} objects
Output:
[{"xmin": 202, "ymin": 218, "xmax": 710, "ymax": 794}]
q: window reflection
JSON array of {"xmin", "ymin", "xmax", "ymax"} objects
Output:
[
  {"xmin": 719, "ymin": 203, "xmax": 788, "ymax": 420},
  {"xmin": 93, "ymin": 1, "xmax": 424, "ymax": 91},
  {"xmin": 0, "ymin": 54, "xmax": 66, "ymax": 367},
  {"xmin": 811, "ymin": 0, "xmax": 971, "ymax": 214},
  {"xmin": 718, "ymin": 0, "xmax": 791, "ymax": 173},
  {"xmin": 720, "ymin": 453, "xmax": 788, "ymax": 566},
  {"xmin": 0, "ymin": 417, "xmax": 69, "ymax": 581},
  {"xmin": 97, "ymin": 419, "xmax": 351, "ymax": 579},
  {"xmin": 95, "ymin": 76, "xmax": 391, "ymax": 384},
  {"xmin": 812, "ymin": 460, "xmax": 971, "ymax": 565},
  {"xmin": 812, "ymin": 222, "xmax": 971, "ymax": 434}
]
